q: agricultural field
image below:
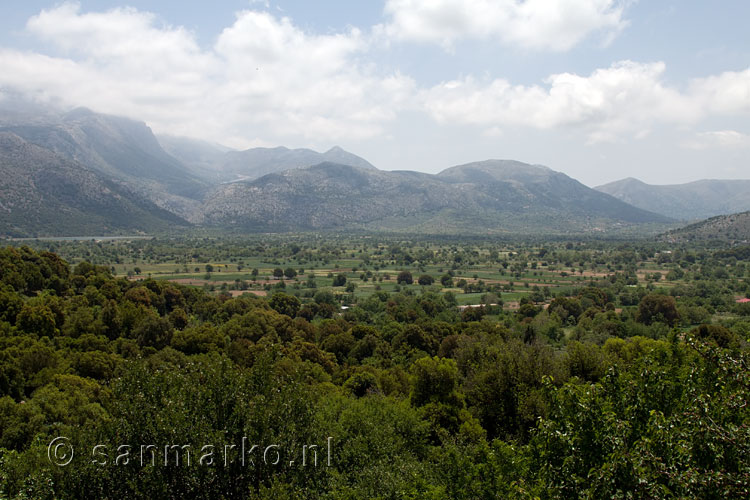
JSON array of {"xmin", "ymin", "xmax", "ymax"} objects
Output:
[{"xmin": 25, "ymin": 235, "xmax": 731, "ymax": 315}]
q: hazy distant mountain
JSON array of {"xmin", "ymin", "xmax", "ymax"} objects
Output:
[
  {"xmin": 0, "ymin": 107, "xmax": 207, "ymax": 219},
  {"xmin": 0, "ymin": 96, "xmax": 61, "ymax": 126},
  {"xmin": 0, "ymin": 132, "xmax": 188, "ymax": 237},
  {"xmin": 200, "ymin": 160, "xmax": 670, "ymax": 233},
  {"xmin": 595, "ymin": 177, "xmax": 750, "ymax": 221},
  {"xmin": 662, "ymin": 211, "xmax": 750, "ymax": 243},
  {"xmin": 438, "ymin": 160, "xmax": 664, "ymax": 223},
  {"xmin": 157, "ymin": 136, "xmax": 373, "ymax": 183},
  {"xmin": 156, "ymin": 134, "xmax": 232, "ymax": 181},
  {"xmin": 1, "ymin": 107, "xmax": 207, "ymax": 197},
  {"xmin": 216, "ymin": 145, "xmax": 376, "ymax": 181}
]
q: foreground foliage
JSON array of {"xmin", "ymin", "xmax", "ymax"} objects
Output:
[{"xmin": 0, "ymin": 244, "xmax": 748, "ymax": 499}]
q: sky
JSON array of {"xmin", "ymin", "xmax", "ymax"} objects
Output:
[{"xmin": 0, "ymin": 1, "xmax": 748, "ymax": 186}]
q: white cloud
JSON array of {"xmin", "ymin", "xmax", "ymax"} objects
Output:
[
  {"xmin": 1, "ymin": 2, "xmax": 749, "ymax": 152},
  {"xmin": 380, "ymin": 0, "xmax": 630, "ymax": 51},
  {"xmin": 419, "ymin": 61, "xmax": 697, "ymax": 142},
  {"xmin": 419, "ymin": 61, "xmax": 750, "ymax": 143},
  {"xmin": 690, "ymin": 67, "xmax": 750, "ymax": 114},
  {"xmin": 684, "ymin": 130, "xmax": 750, "ymax": 150},
  {"xmin": 0, "ymin": 3, "xmax": 414, "ymax": 146},
  {"xmin": 27, "ymin": 3, "xmax": 206, "ymax": 68},
  {"xmin": 211, "ymin": 11, "xmax": 415, "ymax": 142}
]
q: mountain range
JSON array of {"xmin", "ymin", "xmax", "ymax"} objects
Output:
[
  {"xmin": 157, "ymin": 136, "xmax": 375, "ymax": 184},
  {"xmin": 200, "ymin": 160, "xmax": 668, "ymax": 233},
  {"xmin": 595, "ymin": 177, "xmax": 750, "ymax": 221},
  {"xmin": 2, "ymin": 103, "xmax": 745, "ymax": 237}
]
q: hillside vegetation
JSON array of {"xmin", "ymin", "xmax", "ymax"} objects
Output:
[{"xmin": 663, "ymin": 211, "xmax": 750, "ymax": 242}]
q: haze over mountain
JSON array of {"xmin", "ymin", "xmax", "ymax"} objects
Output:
[
  {"xmin": 0, "ymin": 106, "xmax": 209, "ymax": 220},
  {"xmin": 0, "ymin": 104, "xmax": 674, "ymax": 237},
  {"xmin": 156, "ymin": 135, "xmax": 233, "ymax": 182},
  {"xmin": 595, "ymin": 178, "xmax": 750, "ymax": 221},
  {"xmin": 5, "ymin": 107, "xmax": 206, "ymax": 197},
  {"xmin": 215, "ymin": 145, "xmax": 376, "ymax": 182},
  {"xmin": 157, "ymin": 135, "xmax": 375, "ymax": 184},
  {"xmin": 0, "ymin": 132, "xmax": 188, "ymax": 237}
]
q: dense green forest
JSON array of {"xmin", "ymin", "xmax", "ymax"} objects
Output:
[{"xmin": 0, "ymin": 238, "xmax": 748, "ymax": 499}]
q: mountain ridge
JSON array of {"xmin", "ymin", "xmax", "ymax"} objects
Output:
[
  {"xmin": 0, "ymin": 131, "xmax": 189, "ymax": 237},
  {"xmin": 200, "ymin": 160, "xmax": 671, "ymax": 234},
  {"xmin": 215, "ymin": 144, "xmax": 376, "ymax": 181},
  {"xmin": 596, "ymin": 177, "xmax": 750, "ymax": 221}
]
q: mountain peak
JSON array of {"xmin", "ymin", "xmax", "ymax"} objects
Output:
[
  {"xmin": 437, "ymin": 159, "xmax": 555, "ymax": 184},
  {"xmin": 217, "ymin": 144, "xmax": 376, "ymax": 180},
  {"xmin": 63, "ymin": 106, "xmax": 96, "ymax": 120},
  {"xmin": 321, "ymin": 145, "xmax": 376, "ymax": 170},
  {"xmin": 596, "ymin": 177, "xmax": 647, "ymax": 189}
]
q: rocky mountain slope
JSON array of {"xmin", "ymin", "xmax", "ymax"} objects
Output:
[
  {"xmin": 1, "ymin": 108, "xmax": 207, "ymax": 199},
  {"xmin": 439, "ymin": 161, "xmax": 663, "ymax": 223},
  {"xmin": 662, "ymin": 211, "xmax": 750, "ymax": 243},
  {"xmin": 595, "ymin": 177, "xmax": 750, "ymax": 221},
  {"xmin": 0, "ymin": 132, "xmax": 188, "ymax": 237},
  {"xmin": 0, "ymin": 107, "xmax": 214, "ymax": 222},
  {"xmin": 201, "ymin": 161, "xmax": 671, "ymax": 234}
]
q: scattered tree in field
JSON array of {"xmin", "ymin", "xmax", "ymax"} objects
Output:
[
  {"xmin": 397, "ymin": 270, "xmax": 413, "ymax": 285},
  {"xmin": 637, "ymin": 293, "xmax": 680, "ymax": 326},
  {"xmin": 418, "ymin": 274, "xmax": 434, "ymax": 286}
]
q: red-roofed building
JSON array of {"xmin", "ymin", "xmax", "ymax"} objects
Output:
[{"xmin": 736, "ymin": 298, "xmax": 750, "ymax": 303}]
